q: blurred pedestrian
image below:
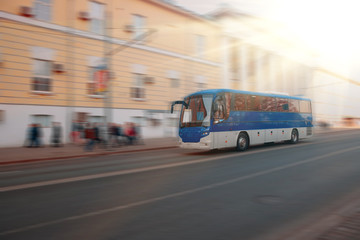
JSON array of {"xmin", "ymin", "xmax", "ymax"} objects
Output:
[
  {"xmin": 94, "ymin": 123, "xmax": 105, "ymax": 148},
  {"xmin": 84, "ymin": 123, "xmax": 95, "ymax": 151},
  {"xmin": 28, "ymin": 123, "xmax": 40, "ymax": 147},
  {"xmin": 51, "ymin": 122, "xmax": 62, "ymax": 147},
  {"xmin": 134, "ymin": 123, "xmax": 144, "ymax": 145},
  {"xmin": 109, "ymin": 123, "xmax": 121, "ymax": 147},
  {"xmin": 71, "ymin": 120, "xmax": 81, "ymax": 144},
  {"xmin": 125, "ymin": 122, "xmax": 136, "ymax": 145},
  {"xmin": 38, "ymin": 124, "xmax": 44, "ymax": 147},
  {"xmin": 116, "ymin": 124, "xmax": 123, "ymax": 145},
  {"xmin": 23, "ymin": 124, "xmax": 32, "ymax": 147}
]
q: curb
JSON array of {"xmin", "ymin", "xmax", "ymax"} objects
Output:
[{"xmin": 0, "ymin": 145, "xmax": 178, "ymax": 166}]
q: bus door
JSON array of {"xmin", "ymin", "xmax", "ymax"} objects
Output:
[{"xmin": 212, "ymin": 93, "xmax": 232, "ymax": 148}]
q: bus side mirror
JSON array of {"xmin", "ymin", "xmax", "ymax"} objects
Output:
[{"xmin": 170, "ymin": 101, "xmax": 188, "ymax": 113}]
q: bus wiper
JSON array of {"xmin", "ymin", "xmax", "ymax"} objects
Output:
[{"xmin": 171, "ymin": 101, "xmax": 189, "ymax": 113}]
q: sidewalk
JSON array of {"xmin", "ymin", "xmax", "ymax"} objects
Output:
[
  {"xmin": 0, "ymin": 137, "xmax": 179, "ymax": 165},
  {"xmin": 0, "ymin": 127, "xmax": 357, "ymax": 166}
]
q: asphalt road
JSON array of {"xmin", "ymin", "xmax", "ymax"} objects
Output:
[{"xmin": 1, "ymin": 130, "xmax": 360, "ymax": 240}]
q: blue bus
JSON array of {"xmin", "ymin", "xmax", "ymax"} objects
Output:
[{"xmin": 171, "ymin": 89, "xmax": 313, "ymax": 151}]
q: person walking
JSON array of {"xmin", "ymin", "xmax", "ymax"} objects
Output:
[
  {"xmin": 84, "ymin": 123, "xmax": 95, "ymax": 151},
  {"xmin": 28, "ymin": 124, "xmax": 40, "ymax": 147},
  {"xmin": 125, "ymin": 122, "xmax": 136, "ymax": 145},
  {"xmin": 24, "ymin": 124, "xmax": 32, "ymax": 147}
]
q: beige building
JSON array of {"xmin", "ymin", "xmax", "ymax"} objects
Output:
[
  {"xmin": 1, "ymin": 1, "xmax": 358, "ymax": 147},
  {"xmin": 0, "ymin": 0, "xmax": 222, "ymax": 146},
  {"xmin": 211, "ymin": 6, "xmax": 360, "ymax": 126}
]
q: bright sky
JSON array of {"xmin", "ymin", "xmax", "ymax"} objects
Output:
[{"xmin": 177, "ymin": 0, "xmax": 360, "ymax": 76}]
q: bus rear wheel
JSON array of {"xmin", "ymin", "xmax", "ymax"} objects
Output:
[
  {"xmin": 290, "ymin": 129, "xmax": 299, "ymax": 144},
  {"xmin": 236, "ymin": 132, "xmax": 249, "ymax": 151}
]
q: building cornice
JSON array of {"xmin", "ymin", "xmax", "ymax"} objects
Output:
[
  {"xmin": 0, "ymin": 11, "xmax": 220, "ymax": 67},
  {"xmin": 143, "ymin": 0, "xmax": 220, "ymax": 26}
]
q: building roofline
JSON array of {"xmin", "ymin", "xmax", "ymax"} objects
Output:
[{"xmin": 142, "ymin": 0, "xmax": 220, "ymax": 27}]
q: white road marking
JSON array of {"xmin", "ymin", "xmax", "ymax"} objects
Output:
[
  {"xmin": 0, "ymin": 142, "xmax": 311, "ymax": 192},
  {"xmin": 0, "ymin": 171, "xmax": 22, "ymax": 175},
  {"xmin": 1, "ymin": 145, "xmax": 359, "ymax": 236}
]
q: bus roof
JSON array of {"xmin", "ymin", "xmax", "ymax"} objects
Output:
[{"xmin": 185, "ymin": 89, "xmax": 311, "ymax": 101}]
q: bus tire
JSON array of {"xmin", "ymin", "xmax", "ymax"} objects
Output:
[
  {"xmin": 290, "ymin": 129, "xmax": 299, "ymax": 144},
  {"xmin": 236, "ymin": 132, "xmax": 249, "ymax": 151}
]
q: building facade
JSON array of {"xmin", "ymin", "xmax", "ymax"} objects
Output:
[
  {"xmin": 211, "ymin": 6, "xmax": 360, "ymax": 127},
  {"xmin": 1, "ymin": 1, "xmax": 359, "ymax": 147},
  {"xmin": 0, "ymin": 0, "xmax": 222, "ymax": 146}
]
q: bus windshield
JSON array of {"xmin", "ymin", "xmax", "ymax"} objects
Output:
[{"xmin": 180, "ymin": 94, "xmax": 213, "ymax": 128}]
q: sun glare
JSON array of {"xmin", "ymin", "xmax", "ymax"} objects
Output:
[{"xmin": 274, "ymin": 0, "xmax": 360, "ymax": 61}]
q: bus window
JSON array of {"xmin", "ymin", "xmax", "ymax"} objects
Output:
[
  {"xmin": 213, "ymin": 95, "xmax": 225, "ymax": 122},
  {"xmin": 247, "ymin": 95, "xmax": 261, "ymax": 111},
  {"xmin": 180, "ymin": 94, "xmax": 213, "ymax": 127},
  {"xmin": 225, "ymin": 92, "xmax": 231, "ymax": 117},
  {"xmin": 289, "ymin": 99, "xmax": 300, "ymax": 112},
  {"xmin": 300, "ymin": 100, "xmax": 311, "ymax": 113},
  {"xmin": 277, "ymin": 98, "xmax": 289, "ymax": 112},
  {"xmin": 262, "ymin": 97, "xmax": 277, "ymax": 112},
  {"xmin": 232, "ymin": 93, "xmax": 246, "ymax": 111},
  {"xmin": 182, "ymin": 109, "xmax": 192, "ymax": 123},
  {"xmin": 213, "ymin": 93, "xmax": 230, "ymax": 123}
]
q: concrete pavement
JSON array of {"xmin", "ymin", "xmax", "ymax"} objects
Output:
[{"xmin": 0, "ymin": 137, "xmax": 179, "ymax": 165}]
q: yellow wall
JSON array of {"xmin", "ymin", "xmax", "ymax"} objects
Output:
[{"xmin": 0, "ymin": 0, "xmax": 222, "ymax": 111}]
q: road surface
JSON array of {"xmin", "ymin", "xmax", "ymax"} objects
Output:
[{"xmin": 1, "ymin": 130, "xmax": 360, "ymax": 240}]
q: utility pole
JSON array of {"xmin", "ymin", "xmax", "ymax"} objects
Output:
[
  {"xmin": 66, "ymin": 0, "xmax": 75, "ymax": 143},
  {"xmin": 102, "ymin": 0, "xmax": 113, "ymax": 148},
  {"xmin": 100, "ymin": 1, "xmax": 156, "ymax": 148}
]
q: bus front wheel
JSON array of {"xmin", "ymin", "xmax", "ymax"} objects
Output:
[{"xmin": 237, "ymin": 132, "xmax": 249, "ymax": 151}]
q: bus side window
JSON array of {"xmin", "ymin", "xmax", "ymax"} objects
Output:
[
  {"xmin": 232, "ymin": 93, "xmax": 246, "ymax": 111},
  {"xmin": 213, "ymin": 93, "xmax": 230, "ymax": 123},
  {"xmin": 300, "ymin": 100, "xmax": 311, "ymax": 113},
  {"xmin": 262, "ymin": 97, "xmax": 276, "ymax": 112},
  {"xmin": 247, "ymin": 95, "xmax": 261, "ymax": 111},
  {"xmin": 277, "ymin": 98, "xmax": 289, "ymax": 112},
  {"xmin": 290, "ymin": 99, "xmax": 300, "ymax": 112},
  {"xmin": 213, "ymin": 95, "xmax": 225, "ymax": 122},
  {"xmin": 225, "ymin": 92, "xmax": 231, "ymax": 117}
]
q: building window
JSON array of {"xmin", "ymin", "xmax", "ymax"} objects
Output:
[
  {"xmin": 33, "ymin": 0, "xmax": 52, "ymax": 21},
  {"xmin": 32, "ymin": 59, "xmax": 52, "ymax": 92},
  {"xmin": 88, "ymin": 115, "xmax": 104, "ymax": 124},
  {"xmin": 0, "ymin": 110, "xmax": 5, "ymax": 122},
  {"xmin": 195, "ymin": 75, "xmax": 206, "ymax": 91},
  {"xmin": 167, "ymin": 70, "xmax": 180, "ymax": 88},
  {"xmin": 195, "ymin": 35, "xmax": 206, "ymax": 58},
  {"xmin": 31, "ymin": 114, "xmax": 52, "ymax": 128},
  {"xmin": 131, "ymin": 116, "xmax": 146, "ymax": 127},
  {"xmin": 196, "ymin": 82, "xmax": 206, "ymax": 91},
  {"xmin": 87, "ymin": 67, "xmax": 107, "ymax": 97},
  {"xmin": 131, "ymin": 73, "xmax": 145, "ymax": 99},
  {"xmin": 133, "ymin": 14, "xmax": 146, "ymax": 41},
  {"xmin": 170, "ymin": 78, "xmax": 180, "ymax": 88},
  {"xmin": 90, "ymin": 1, "xmax": 104, "ymax": 35}
]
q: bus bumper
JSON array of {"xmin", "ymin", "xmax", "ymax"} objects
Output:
[{"xmin": 179, "ymin": 134, "xmax": 212, "ymax": 150}]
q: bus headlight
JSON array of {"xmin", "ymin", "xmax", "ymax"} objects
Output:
[{"xmin": 202, "ymin": 131, "xmax": 210, "ymax": 136}]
